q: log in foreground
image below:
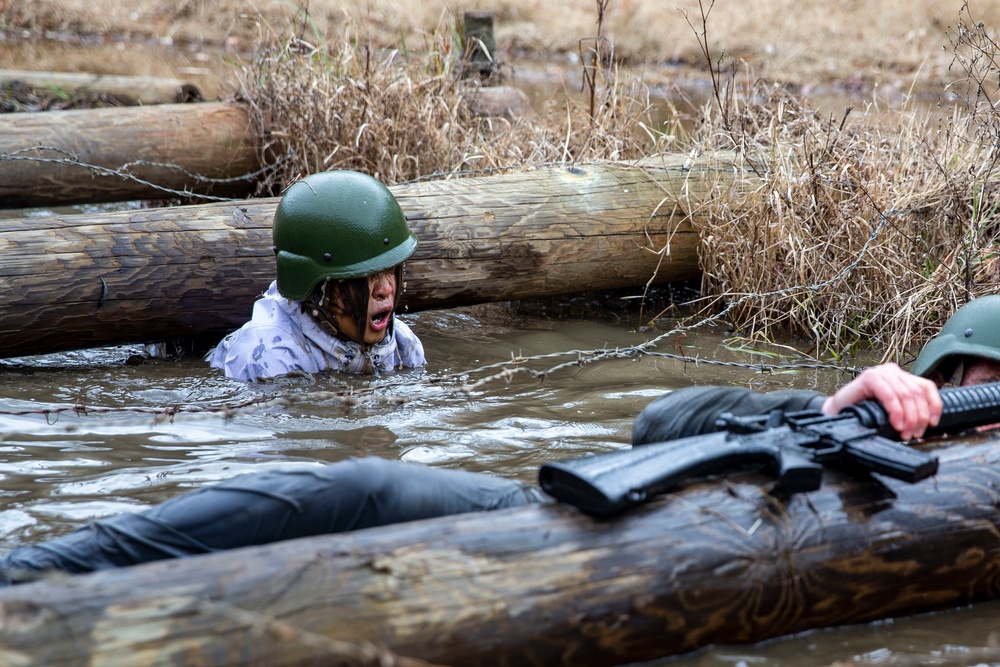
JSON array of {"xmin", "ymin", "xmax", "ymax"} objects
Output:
[
  {"xmin": 0, "ymin": 435, "xmax": 998, "ymax": 666},
  {"xmin": 0, "ymin": 153, "xmax": 732, "ymax": 359},
  {"xmin": 0, "ymin": 102, "xmax": 260, "ymax": 207}
]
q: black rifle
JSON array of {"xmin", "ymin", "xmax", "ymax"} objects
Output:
[{"xmin": 539, "ymin": 381, "xmax": 1000, "ymax": 516}]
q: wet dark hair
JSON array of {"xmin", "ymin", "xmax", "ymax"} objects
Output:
[{"xmin": 302, "ymin": 264, "xmax": 404, "ymax": 343}]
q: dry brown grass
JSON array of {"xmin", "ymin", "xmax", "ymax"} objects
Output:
[
  {"xmin": 236, "ymin": 16, "xmax": 672, "ymax": 192},
  {"xmin": 239, "ymin": 2, "xmax": 1000, "ymax": 361},
  {"xmin": 5, "ymin": 0, "xmax": 999, "ymax": 96},
  {"xmin": 678, "ymin": 4, "xmax": 1000, "ymax": 361}
]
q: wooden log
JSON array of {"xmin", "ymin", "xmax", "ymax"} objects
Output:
[
  {"xmin": 0, "ymin": 102, "xmax": 260, "ymax": 207},
  {"xmin": 0, "ymin": 435, "xmax": 996, "ymax": 666},
  {"xmin": 0, "ymin": 93, "xmax": 548, "ymax": 209},
  {"xmin": 0, "ymin": 70, "xmax": 203, "ymax": 106},
  {"xmin": 0, "ymin": 153, "xmax": 731, "ymax": 359}
]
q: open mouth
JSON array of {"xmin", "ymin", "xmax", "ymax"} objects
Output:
[{"xmin": 370, "ymin": 308, "xmax": 392, "ymax": 329}]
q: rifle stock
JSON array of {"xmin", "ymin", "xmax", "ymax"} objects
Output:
[{"xmin": 538, "ymin": 429, "xmax": 822, "ymax": 516}]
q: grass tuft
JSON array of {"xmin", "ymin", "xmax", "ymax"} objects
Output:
[
  {"xmin": 235, "ymin": 14, "xmax": 670, "ymax": 194},
  {"xmin": 677, "ymin": 2, "xmax": 1000, "ymax": 361}
]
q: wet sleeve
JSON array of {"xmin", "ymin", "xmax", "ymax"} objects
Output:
[
  {"xmin": 0, "ymin": 458, "xmax": 540, "ymax": 583},
  {"xmin": 631, "ymin": 385, "xmax": 828, "ymax": 445}
]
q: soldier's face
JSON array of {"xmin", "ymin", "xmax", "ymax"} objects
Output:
[
  {"xmin": 331, "ymin": 270, "xmax": 397, "ymax": 345},
  {"xmin": 959, "ymin": 357, "xmax": 1000, "ymax": 387}
]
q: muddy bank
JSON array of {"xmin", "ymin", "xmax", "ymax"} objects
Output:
[
  {"xmin": 0, "ymin": 30, "xmax": 954, "ymax": 119},
  {"xmin": 5, "ymin": 0, "xmax": 987, "ymax": 91}
]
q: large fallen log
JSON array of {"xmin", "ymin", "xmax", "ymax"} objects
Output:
[
  {"xmin": 0, "ymin": 102, "xmax": 260, "ymax": 207},
  {"xmin": 0, "ymin": 70, "xmax": 203, "ymax": 107},
  {"xmin": 0, "ymin": 434, "xmax": 996, "ymax": 666},
  {"xmin": 0, "ymin": 153, "xmax": 734, "ymax": 359}
]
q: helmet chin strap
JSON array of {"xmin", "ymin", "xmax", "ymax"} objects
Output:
[
  {"xmin": 950, "ymin": 360, "xmax": 965, "ymax": 386},
  {"xmin": 309, "ymin": 306, "xmax": 342, "ymax": 339},
  {"xmin": 304, "ymin": 279, "xmax": 348, "ymax": 342},
  {"xmin": 304, "ymin": 278, "xmax": 378, "ymax": 347}
]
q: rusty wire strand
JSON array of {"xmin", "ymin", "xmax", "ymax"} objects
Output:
[
  {"xmin": 0, "ymin": 146, "xmax": 288, "ymax": 201},
  {"xmin": 0, "ymin": 344, "xmax": 859, "ymax": 421}
]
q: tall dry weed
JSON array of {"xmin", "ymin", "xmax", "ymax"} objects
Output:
[
  {"xmin": 671, "ymin": 2, "xmax": 1000, "ymax": 362},
  {"xmin": 235, "ymin": 11, "xmax": 670, "ymax": 194}
]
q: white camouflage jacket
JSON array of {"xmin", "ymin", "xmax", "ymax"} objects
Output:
[{"xmin": 207, "ymin": 281, "xmax": 425, "ymax": 381}]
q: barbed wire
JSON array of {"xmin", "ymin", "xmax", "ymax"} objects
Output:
[
  {"xmin": 0, "ymin": 146, "xmax": 289, "ymax": 202},
  {"xmin": 671, "ymin": 204, "xmax": 898, "ymax": 333},
  {"xmin": 399, "ymin": 156, "xmax": 736, "ymax": 184},
  {"xmin": 0, "ymin": 345, "xmax": 861, "ymax": 422}
]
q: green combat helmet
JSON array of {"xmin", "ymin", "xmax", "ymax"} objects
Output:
[
  {"xmin": 272, "ymin": 170, "xmax": 418, "ymax": 301},
  {"xmin": 911, "ymin": 295, "xmax": 1000, "ymax": 378}
]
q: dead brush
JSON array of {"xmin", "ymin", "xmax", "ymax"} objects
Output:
[
  {"xmin": 235, "ymin": 14, "xmax": 669, "ymax": 194},
  {"xmin": 680, "ymin": 2, "xmax": 1000, "ymax": 362}
]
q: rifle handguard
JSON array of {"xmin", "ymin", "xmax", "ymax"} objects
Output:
[{"xmin": 842, "ymin": 381, "xmax": 1000, "ymax": 438}]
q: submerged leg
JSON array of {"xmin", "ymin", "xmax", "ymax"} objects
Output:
[{"xmin": 0, "ymin": 457, "xmax": 541, "ymax": 583}]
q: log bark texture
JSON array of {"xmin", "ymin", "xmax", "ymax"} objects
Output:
[
  {"xmin": 0, "ymin": 153, "xmax": 728, "ymax": 359},
  {"xmin": 0, "ymin": 70, "xmax": 203, "ymax": 106},
  {"xmin": 0, "ymin": 435, "xmax": 997, "ymax": 666},
  {"xmin": 0, "ymin": 102, "xmax": 260, "ymax": 207}
]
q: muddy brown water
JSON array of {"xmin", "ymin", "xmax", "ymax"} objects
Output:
[{"xmin": 2, "ymin": 299, "xmax": 1000, "ymax": 666}]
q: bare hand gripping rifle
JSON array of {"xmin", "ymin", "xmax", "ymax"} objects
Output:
[{"xmin": 539, "ymin": 381, "xmax": 1000, "ymax": 516}]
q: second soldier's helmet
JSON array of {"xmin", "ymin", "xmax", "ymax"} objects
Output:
[
  {"xmin": 911, "ymin": 295, "xmax": 1000, "ymax": 379},
  {"xmin": 272, "ymin": 170, "xmax": 418, "ymax": 301}
]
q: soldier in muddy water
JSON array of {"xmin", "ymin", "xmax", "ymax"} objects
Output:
[{"xmin": 207, "ymin": 170, "xmax": 426, "ymax": 381}]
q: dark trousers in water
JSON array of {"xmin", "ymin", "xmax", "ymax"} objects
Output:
[{"xmin": 0, "ymin": 457, "xmax": 543, "ymax": 584}]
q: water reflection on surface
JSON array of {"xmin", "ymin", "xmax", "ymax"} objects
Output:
[
  {"xmin": 676, "ymin": 599, "xmax": 1000, "ymax": 666},
  {"xmin": 1, "ymin": 303, "xmax": 997, "ymax": 666}
]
